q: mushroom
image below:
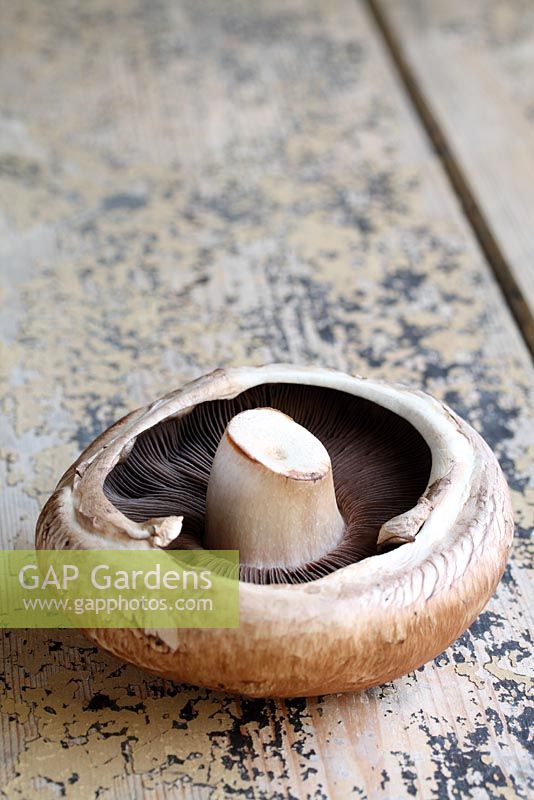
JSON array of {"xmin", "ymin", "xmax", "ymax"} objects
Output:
[{"xmin": 36, "ymin": 365, "xmax": 514, "ymax": 697}]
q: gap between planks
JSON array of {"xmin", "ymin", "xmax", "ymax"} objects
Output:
[{"xmin": 365, "ymin": 0, "xmax": 534, "ymax": 357}]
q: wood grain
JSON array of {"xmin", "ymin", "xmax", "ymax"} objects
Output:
[
  {"xmin": 373, "ymin": 0, "xmax": 534, "ymax": 351},
  {"xmin": 0, "ymin": 0, "xmax": 532, "ymax": 797}
]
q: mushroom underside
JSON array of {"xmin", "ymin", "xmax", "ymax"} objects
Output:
[{"xmin": 103, "ymin": 383, "xmax": 432, "ymax": 584}]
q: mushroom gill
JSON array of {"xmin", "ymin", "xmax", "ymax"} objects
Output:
[{"xmin": 103, "ymin": 383, "xmax": 432, "ymax": 584}]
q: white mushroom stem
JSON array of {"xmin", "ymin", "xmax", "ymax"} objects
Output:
[{"xmin": 204, "ymin": 408, "xmax": 345, "ymax": 568}]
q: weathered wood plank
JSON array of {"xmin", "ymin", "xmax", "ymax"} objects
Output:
[
  {"xmin": 0, "ymin": 0, "xmax": 532, "ymax": 798},
  {"xmin": 373, "ymin": 0, "xmax": 534, "ymax": 351}
]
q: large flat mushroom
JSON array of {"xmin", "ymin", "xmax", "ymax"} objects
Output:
[{"xmin": 36, "ymin": 365, "xmax": 514, "ymax": 697}]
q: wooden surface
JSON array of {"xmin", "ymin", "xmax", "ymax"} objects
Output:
[
  {"xmin": 374, "ymin": 0, "xmax": 534, "ymax": 350},
  {"xmin": 0, "ymin": 0, "xmax": 532, "ymax": 797}
]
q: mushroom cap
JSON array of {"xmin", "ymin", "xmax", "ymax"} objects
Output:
[{"xmin": 35, "ymin": 365, "xmax": 514, "ymax": 697}]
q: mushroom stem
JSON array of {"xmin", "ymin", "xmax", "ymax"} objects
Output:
[{"xmin": 204, "ymin": 408, "xmax": 345, "ymax": 568}]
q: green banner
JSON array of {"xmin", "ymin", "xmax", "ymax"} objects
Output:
[{"xmin": 0, "ymin": 549, "xmax": 239, "ymax": 628}]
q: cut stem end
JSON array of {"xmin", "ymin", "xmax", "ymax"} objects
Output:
[{"xmin": 204, "ymin": 408, "xmax": 345, "ymax": 568}]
